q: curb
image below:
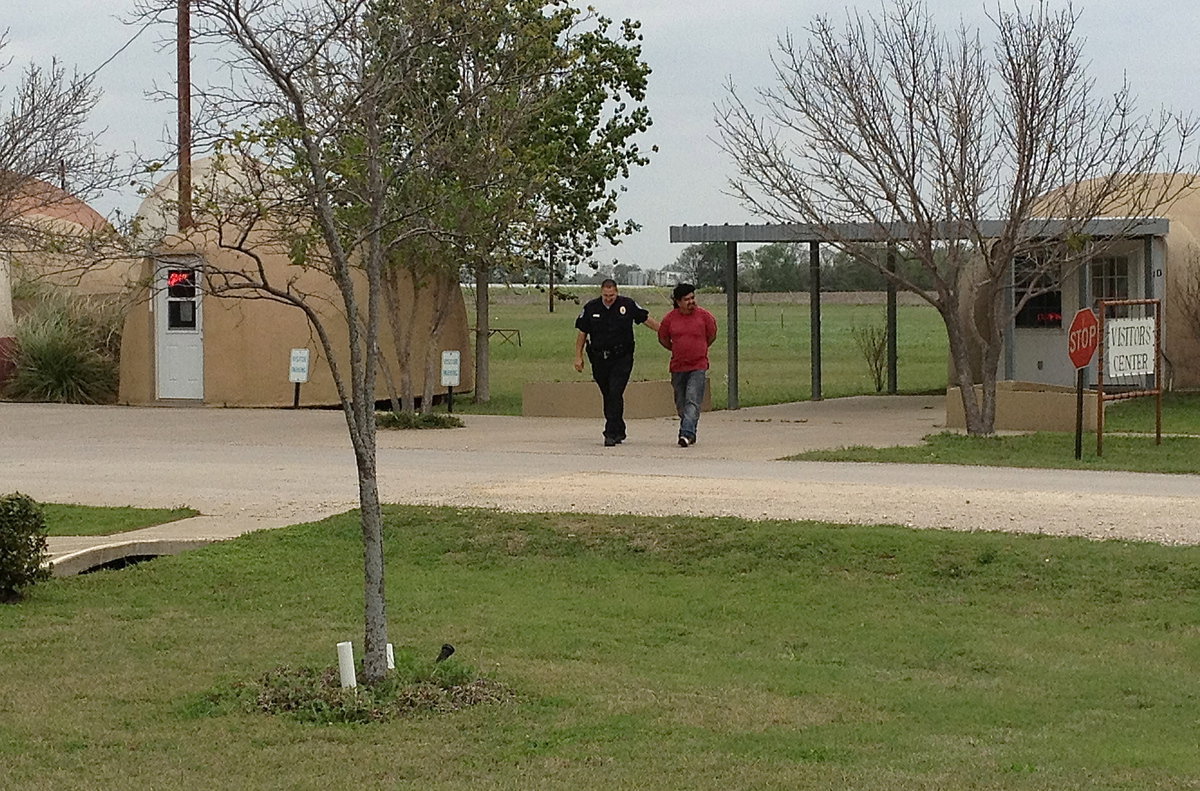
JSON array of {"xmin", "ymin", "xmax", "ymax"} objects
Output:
[{"xmin": 49, "ymin": 538, "xmax": 221, "ymax": 577}]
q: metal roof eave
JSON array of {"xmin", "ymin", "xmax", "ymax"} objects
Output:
[{"xmin": 669, "ymin": 217, "xmax": 1170, "ymax": 244}]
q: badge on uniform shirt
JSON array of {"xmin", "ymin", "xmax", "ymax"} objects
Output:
[{"xmin": 620, "ymin": 306, "xmax": 626, "ymax": 315}]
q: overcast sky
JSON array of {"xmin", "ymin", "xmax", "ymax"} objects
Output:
[{"xmin": 3, "ymin": 0, "xmax": 1197, "ymax": 271}]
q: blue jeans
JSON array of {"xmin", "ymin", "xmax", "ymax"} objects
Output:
[{"xmin": 671, "ymin": 369, "xmax": 706, "ymax": 441}]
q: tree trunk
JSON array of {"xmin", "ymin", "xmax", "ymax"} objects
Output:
[
  {"xmin": 473, "ymin": 263, "xmax": 490, "ymax": 403},
  {"xmin": 383, "ymin": 267, "xmax": 417, "ymax": 412},
  {"xmin": 944, "ymin": 309, "xmax": 991, "ymax": 436},
  {"xmin": 421, "ymin": 271, "xmax": 452, "ymax": 413},
  {"xmin": 353, "ymin": 444, "xmax": 389, "ymax": 684},
  {"xmin": 376, "ymin": 349, "xmax": 403, "ymax": 415}
]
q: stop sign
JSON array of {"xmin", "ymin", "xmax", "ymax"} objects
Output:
[{"xmin": 1067, "ymin": 308, "xmax": 1099, "ymax": 369}]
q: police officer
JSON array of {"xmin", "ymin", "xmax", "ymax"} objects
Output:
[{"xmin": 574, "ymin": 279, "xmax": 660, "ymax": 446}]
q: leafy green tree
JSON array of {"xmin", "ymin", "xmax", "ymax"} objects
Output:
[
  {"xmin": 739, "ymin": 243, "xmax": 806, "ymax": 292},
  {"xmin": 526, "ymin": 8, "xmax": 653, "ymax": 285},
  {"xmin": 371, "ymin": 0, "xmax": 653, "ymax": 402},
  {"xmin": 477, "ymin": 2, "xmax": 652, "ymax": 399},
  {"xmin": 672, "ymin": 243, "xmax": 726, "ymax": 290}
]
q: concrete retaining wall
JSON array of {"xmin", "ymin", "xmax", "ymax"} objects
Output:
[{"xmin": 945, "ymin": 381, "xmax": 1097, "ymax": 432}]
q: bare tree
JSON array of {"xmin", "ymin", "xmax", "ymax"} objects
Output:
[
  {"xmin": 0, "ymin": 39, "xmax": 119, "ymax": 240},
  {"xmin": 132, "ymin": 0, "xmax": 479, "ymax": 683},
  {"xmin": 0, "ymin": 37, "xmax": 122, "ymax": 346},
  {"xmin": 717, "ymin": 1, "xmax": 1197, "ymax": 435}
]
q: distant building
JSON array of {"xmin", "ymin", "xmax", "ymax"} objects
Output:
[
  {"xmin": 623, "ymin": 269, "xmax": 649, "ymax": 286},
  {"xmin": 649, "ymin": 267, "xmax": 686, "ymax": 287}
]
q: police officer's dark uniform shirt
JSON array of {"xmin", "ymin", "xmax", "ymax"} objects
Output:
[
  {"xmin": 575, "ymin": 295, "xmax": 650, "ymax": 357},
  {"xmin": 576, "ymin": 293, "xmax": 650, "ymax": 443}
]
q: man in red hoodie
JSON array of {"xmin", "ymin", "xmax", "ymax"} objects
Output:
[{"xmin": 657, "ymin": 283, "xmax": 718, "ymax": 447}]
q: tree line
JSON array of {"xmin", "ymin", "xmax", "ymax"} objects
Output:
[{"xmin": 671, "ymin": 242, "xmax": 936, "ymax": 292}]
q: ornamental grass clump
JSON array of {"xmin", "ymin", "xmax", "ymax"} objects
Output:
[
  {"xmin": 4, "ymin": 292, "xmax": 122, "ymax": 404},
  {"xmin": 0, "ymin": 493, "xmax": 51, "ymax": 603}
]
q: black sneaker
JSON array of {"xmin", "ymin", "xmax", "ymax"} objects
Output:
[
  {"xmin": 678, "ymin": 435, "xmax": 689, "ymax": 448},
  {"xmin": 604, "ymin": 436, "xmax": 618, "ymax": 447}
]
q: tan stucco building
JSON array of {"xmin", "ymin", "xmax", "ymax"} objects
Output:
[{"xmin": 118, "ymin": 159, "xmax": 473, "ymax": 407}]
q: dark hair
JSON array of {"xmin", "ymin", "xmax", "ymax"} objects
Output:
[
  {"xmin": 672, "ymin": 282, "xmax": 696, "ymax": 306},
  {"xmin": 600, "ymin": 278, "xmax": 618, "ymax": 289}
]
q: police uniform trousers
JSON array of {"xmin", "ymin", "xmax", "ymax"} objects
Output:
[{"xmin": 590, "ymin": 348, "xmax": 634, "ymax": 441}]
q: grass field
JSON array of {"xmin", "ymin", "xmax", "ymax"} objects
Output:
[
  {"xmin": 1105, "ymin": 391, "xmax": 1200, "ymax": 435},
  {"xmin": 466, "ymin": 289, "xmax": 948, "ymax": 414},
  {"xmin": 3, "ymin": 505, "xmax": 1198, "ymax": 790}
]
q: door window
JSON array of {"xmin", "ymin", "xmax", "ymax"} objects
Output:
[{"xmin": 166, "ymin": 269, "xmax": 198, "ymax": 330}]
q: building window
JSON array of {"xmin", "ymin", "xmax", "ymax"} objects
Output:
[
  {"xmin": 165, "ymin": 268, "xmax": 199, "ymax": 330},
  {"xmin": 1090, "ymin": 257, "xmax": 1129, "ymax": 302},
  {"xmin": 1013, "ymin": 257, "xmax": 1062, "ymax": 328}
]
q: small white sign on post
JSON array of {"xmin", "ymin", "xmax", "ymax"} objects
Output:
[
  {"xmin": 440, "ymin": 350, "xmax": 461, "ymax": 388},
  {"xmin": 1104, "ymin": 318, "xmax": 1155, "ymax": 377},
  {"xmin": 289, "ymin": 348, "xmax": 311, "ymax": 384}
]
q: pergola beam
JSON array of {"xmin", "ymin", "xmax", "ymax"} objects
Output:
[
  {"xmin": 669, "ymin": 218, "xmax": 1169, "ymax": 244},
  {"xmin": 670, "ymin": 217, "xmax": 1170, "ymax": 408}
]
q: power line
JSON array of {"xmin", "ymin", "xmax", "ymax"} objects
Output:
[{"xmin": 86, "ymin": 19, "xmax": 155, "ymax": 80}]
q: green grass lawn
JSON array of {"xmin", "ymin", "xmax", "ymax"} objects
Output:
[
  {"xmin": 1105, "ymin": 391, "xmax": 1200, "ymax": 435},
  {"xmin": 789, "ymin": 431, "xmax": 1200, "ymax": 474},
  {"xmin": 3, "ymin": 505, "xmax": 1198, "ymax": 790},
  {"xmin": 40, "ymin": 503, "xmax": 199, "ymax": 537},
  {"xmin": 464, "ymin": 291, "xmax": 948, "ymax": 414}
]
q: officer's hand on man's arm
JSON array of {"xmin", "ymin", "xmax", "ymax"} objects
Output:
[{"xmin": 574, "ymin": 355, "xmax": 585, "ymax": 372}]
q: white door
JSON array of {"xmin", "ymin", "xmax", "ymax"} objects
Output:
[{"xmin": 155, "ymin": 261, "xmax": 204, "ymax": 400}]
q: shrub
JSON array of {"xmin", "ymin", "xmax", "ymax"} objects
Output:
[
  {"xmin": 4, "ymin": 292, "xmax": 121, "ymax": 404},
  {"xmin": 231, "ymin": 648, "xmax": 511, "ymax": 724},
  {"xmin": 376, "ymin": 410, "xmax": 464, "ymax": 430},
  {"xmin": 851, "ymin": 321, "xmax": 888, "ymax": 393},
  {"xmin": 0, "ymin": 492, "xmax": 51, "ymax": 603}
]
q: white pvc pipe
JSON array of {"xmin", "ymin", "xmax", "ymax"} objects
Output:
[
  {"xmin": 336, "ymin": 641, "xmax": 357, "ymax": 688},
  {"xmin": 386, "ymin": 643, "xmax": 395, "ymax": 670}
]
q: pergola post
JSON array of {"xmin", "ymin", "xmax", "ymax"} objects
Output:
[
  {"xmin": 809, "ymin": 241, "xmax": 822, "ymax": 401},
  {"xmin": 886, "ymin": 245, "xmax": 898, "ymax": 394},
  {"xmin": 725, "ymin": 241, "xmax": 739, "ymax": 410}
]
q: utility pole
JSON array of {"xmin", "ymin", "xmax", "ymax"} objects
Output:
[{"xmin": 177, "ymin": 0, "xmax": 192, "ymax": 230}]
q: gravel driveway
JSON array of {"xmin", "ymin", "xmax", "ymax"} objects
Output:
[{"xmin": 3, "ymin": 396, "xmax": 1198, "ymax": 566}]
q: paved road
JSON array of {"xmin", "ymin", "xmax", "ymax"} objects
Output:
[{"xmin": 2, "ymin": 396, "xmax": 1198, "ymax": 572}]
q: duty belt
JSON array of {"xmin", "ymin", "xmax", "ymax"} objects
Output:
[{"xmin": 592, "ymin": 344, "xmax": 631, "ymax": 360}]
